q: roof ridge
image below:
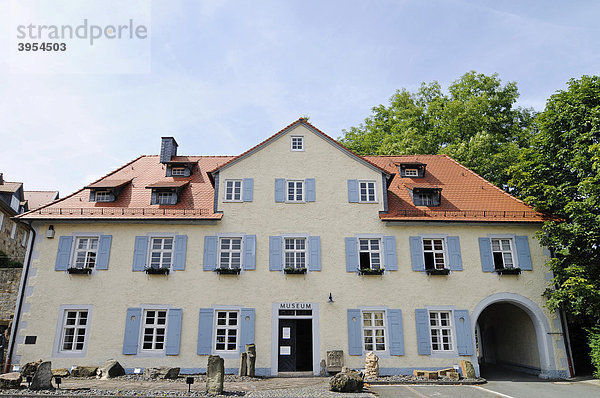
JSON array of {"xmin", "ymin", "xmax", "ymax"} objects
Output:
[{"xmin": 18, "ymin": 155, "xmax": 145, "ymax": 216}]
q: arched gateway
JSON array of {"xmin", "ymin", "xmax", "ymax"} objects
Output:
[{"xmin": 471, "ymin": 293, "xmax": 566, "ymax": 379}]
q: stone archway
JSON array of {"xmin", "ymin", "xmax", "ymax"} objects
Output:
[{"xmin": 470, "ymin": 293, "xmax": 563, "ymax": 379}]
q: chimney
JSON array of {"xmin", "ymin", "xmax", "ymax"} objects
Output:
[
  {"xmin": 160, "ymin": 137, "xmax": 178, "ymax": 163},
  {"xmin": 0, "ymin": 173, "xmax": 3, "ymax": 185}
]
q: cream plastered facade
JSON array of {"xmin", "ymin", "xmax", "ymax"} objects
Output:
[{"xmin": 12, "ymin": 125, "xmax": 569, "ymax": 378}]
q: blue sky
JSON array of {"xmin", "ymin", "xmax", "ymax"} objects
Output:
[{"xmin": 1, "ymin": 0, "xmax": 599, "ymax": 197}]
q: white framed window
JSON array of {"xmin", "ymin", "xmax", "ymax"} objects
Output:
[
  {"xmin": 423, "ymin": 238, "xmax": 446, "ymax": 270},
  {"xmin": 60, "ymin": 310, "xmax": 89, "ymax": 352},
  {"xmin": 149, "ymin": 237, "xmax": 173, "ymax": 269},
  {"xmin": 171, "ymin": 167, "xmax": 186, "ymax": 176},
  {"xmin": 429, "ymin": 311, "xmax": 453, "ymax": 352},
  {"xmin": 10, "ymin": 195, "xmax": 19, "ymax": 212},
  {"xmin": 219, "ymin": 237, "xmax": 242, "ymax": 269},
  {"xmin": 284, "ymin": 238, "xmax": 306, "ymax": 269},
  {"xmin": 287, "ymin": 180, "xmax": 304, "ymax": 202},
  {"xmin": 157, "ymin": 192, "xmax": 174, "ymax": 205},
  {"xmin": 491, "ymin": 238, "xmax": 515, "ymax": 269},
  {"xmin": 404, "ymin": 169, "xmax": 418, "ymax": 177},
  {"xmin": 214, "ymin": 310, "xmax": 239, "ymax": 352},
  {"xmin": 359, "ymin": 181, "xmax": 377, "ymax": 203},
  {"xmin": 362, "ymin": 310, "xmax": 386, "ymax": 352},
  {"xmin": 21, "ymin": 231, "xmax": 28, "ymax": 247},
  {"xmin": 141, "ymin": 309, "xmax": 167, "ymax": 352},
  {"xmin": 0, "ymin": 213, "xmax": 4, "ymax": 230},
  {"xmin": 10, "ymin": 222, "xmax": 17, "ymax": 239},
  {"xmin": 72, "ymin": 236, "xmax": 99, "ymax": 269},
  {"xmin": 359, "ymin": 238, "xmax": 381, "ymax": 270},
  {"xmin": 290, "ymin": 135, "xmax": 304, "ymax": 151},
  {"xmin": 95, "ymin": 191, "xmax": 112, "ymax": 202},
  {"xmin": 224, "ymin": 180, "xmax": 242, "ymax": 202},
  {"xmin": 416, "ymin": 192, "xmax": 433, "ymax": 206}
]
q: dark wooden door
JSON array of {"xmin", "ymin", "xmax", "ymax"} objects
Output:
[{"xmin": 278, "ymin": 319, "xmax": 296, "ymax": 371}]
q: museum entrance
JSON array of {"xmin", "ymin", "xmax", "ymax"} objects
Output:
[{"xmin": 278, "ymin": 307, "xmax": 313, "ymax": 372}]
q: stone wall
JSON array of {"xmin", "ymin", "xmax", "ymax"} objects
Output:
[
  {"xmin": 0, "ymin": 207, "xmax": 29, "ymax": 264},
  {"xmin": 0, "ymin": 268, "xmax": 22, "ymax": 323}
]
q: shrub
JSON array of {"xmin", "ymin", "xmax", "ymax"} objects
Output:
[{"xmin": 589, "ymin": 327, "xmax": 600, "ymax": 379}]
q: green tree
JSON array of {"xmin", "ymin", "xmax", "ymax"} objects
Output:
[
  {"xmin": 510, "ymin": 75, "xmax": 600, "ymax": 324},
  {"xmin": 340, "ymin": 71, "xmax": 535, "ymax": 189}
]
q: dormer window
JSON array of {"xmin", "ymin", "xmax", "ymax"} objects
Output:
[
  {"xmin": 398, "ymin": 162, "xmax": 426, "ymax": 178},
  {"xmin": 94, "ymin": 191, "xmax": 113, "ymax": 202},
  {"xmin": 158, "ymin": 192, "xmax": 175, "ymax": 205},
  {"xmin": 86, "ymin": 179, "xmax": 131, "ymax": 203},
  {"xmin": 146, "ymin": 181, "xmax": 189, "ymax": 205},
  {"xmin": 407, "ymin": 186, "xmax": 442, "ymax": 206},
  {"xmin": 171, "ymin": 167, "xmax": 186, "ymax": 177},
  {"xmin": 291, "ymin": 135, "xmax": 304, "ymax": 151}
]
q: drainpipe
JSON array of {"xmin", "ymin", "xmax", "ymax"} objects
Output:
[{"xmin": 4, "ymin": 221, "xmax": 36, "ymax": 373}]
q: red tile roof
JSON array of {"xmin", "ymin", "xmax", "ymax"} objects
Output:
[
  {"xmin": 85, "ymin": 179, "xmax": 131, "ymax": 189},
  {"xmin": 23, "ymin": 191, "xmax": 59, "ymax": 211},
  {"xmin": 145, "ymin": 181, "xmax": 189, "ymax": 189},
  {"xmin": 17, "ymin": 121, "xmax": 548, "ymax": 223}
]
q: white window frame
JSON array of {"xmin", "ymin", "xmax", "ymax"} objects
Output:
[
  {"xmin": 358, "ymin": 238, "xmax": 382, "ymax": 270},
  {"xmin": 213, "ymin": 309, "xmax": 240, "ymax": 354},
  {"xmin": 171, "ymin": 167, "xmax": 186, "ymax": 176},
  {"xmin": 140, "ymin": 308, "xmax": 168, "ymax": 353},
  {"xmin": 10, "ymin": 222, "xmax": 17, "ymax": 239},
  {"xmin": 224, "ymin": 179, "xmax": 243, "ymax": 202},
  {"xmin": 490, "ymin": 237, "xmax": 516, "ymax": 269},
  {"xmin": 218, "ymin": 236, "xmax": 243, "ymax": 269},
  {"xmin": 416, "ymin": 192, "xmax": 434, "ymax": 206},
  {"xmin": 290, "ymin": 135, "xmax": 304, "ymax": 151},
  {"xmin": 0, "ymin": 213, "xmax": 5, "ymax": 231},
  {"xmin": 422, "ymin": 238, "xmax": 447, "ymax": 270},
  {"xmin": 157, "ymin": 191, "xmax": 174, "ymax": 205},
  {"xmin": 21, "ymin": 231, "xmax": 28, "ymax": 247},
  {"xmin": 52, "ymin": 304, "xmax": 92, "ymax": 358},
  {"xmin": 361, "ymin": 309, "xmax": 387, "ymax": 353},
  {"xmin": 286, "ymin": 180, "xmax": 304, "ymax": 203},
  {"xmin": 284, "ymin": 237, "xmax": 307, "ymax": 270},
  {"xmin": 404, "ymin": 168, "xmax": 418, "ymax": 177},
  {"xmin": 148, "ymin": 237, "xmax": 174, "ymax": 270},
  {"xmin": 94, "ymin": 191, "xmax": 112, "ymax": 202},
  {"xmin": 71, "ymin": 235, "xmax": 100, "ymax": 269},
  {"xmin": 10, "ymin": 195, "xmax": 19, "ymax": 212},
  {"xmin": 358, "ymin": 180, "xmax": 377, "ymax": 203},
  {"xmin": 429, "ymin": 310, "xmax": 454, "ymax": 353}
]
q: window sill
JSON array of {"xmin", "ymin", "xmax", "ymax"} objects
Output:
[
  {"xmin": 215, "ymin": 267, "xmax": 241, "ymax": 275},
  {"xmin": 67, "ymin": 267, "xmax": 92, "ymax": 275},
  {"xmin": 358, "ymin": 268, "xmax": 385, "ymax": 275},
  {"xmin": 145, "ymin": 267, "xmax": 170, "ymax": 275},
  {"xmin": 426, "ymin": 268, "xmax": 450, "ymax": 275},
  {"xmin": 496, "ymin": 267, "xmax": 521, "ymax": 275},
  {"xmin": 284, "ymin": 267, "xmax": 307, "ymax": 274}
]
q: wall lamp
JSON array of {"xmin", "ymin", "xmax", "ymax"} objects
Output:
[{"xmin": 46, "ymin": 225, "xmax": 55, "ymax": 239}]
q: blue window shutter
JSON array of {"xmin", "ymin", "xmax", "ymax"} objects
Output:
[
  {"xmin": 243, "ymin": 235, "xmax": 256, "ymax": 270},
  {"xmin": 308, "ymin": 236, "xmax": 321, "ymax": 271},
  {"xmin": 345, "ymin": 237, "xmax": 358, "ymax": 272},
  {"xmin": 415, "ymin": 309, "xmax": 431, "ymax": 355},
  {"xmin": 347, "ymin": 309, "xmax": 362, "ymax": 355},
  {"xmin": 409, "ymin": 236, "xmax": 424, "ymax": 271},
  {"xmin": 123, "ymin": 307, "xmax": 142, "ymax": 355},
  {"xmin": 197, "ymin": 308, "xmax": 214, "ymax": 355},
  {"xmin": 387, "ymin": 309, "xmax": 404, "ymax": 356},
  {"xmin": 166, "ymin": 308, "xmax": 183, "ymax": 355},
  {"xmin": 275, "ymin": 178, "xmax": 285, "ymax": 202},
  {"xmin": 447, "ymin": 236, "xmax": 463, "ymax": 271},
  {"xmin": 151, "ymin": 191, "xmax": 158, "ymax": 205},
  {"xmin": 515, "ymin": 236, "xmax": 532, "ymax": 270},
  {"xmin": 243, "ymin": 178, "xmax": 254, "ymax": 202},
  {"xmin": 173, "ymin": 235, "xmax": 187, "ymax": 271},
  {"xmin": 170, "ymin": 192, "xmax": 178, "ymax": 205},
  {"xmin": 166, "ymin": 166, "xmax": 172, "ymax": 177},
  {"xmin": 89, "ymin": 191, "xmax": 96, "ymax": 202},
  {"xmin": 454, "ymin": 310, "xmax": 473, "ymax": 355},
  {"xmin": 96, "ymin": 235, "xmax": 112, "ymax": 270},
  {"xmin": 107, "ymin": 192, "xmax": 116, "ymax": 202},
  {"xmin": 347, "ymin": 180, "xmax": 359, "ymax": 203},
  {"xmin": 183, "ymin": 167, "xmax": 191, "ymax": 177},
  {"xmin": 305, "ymin": 178, "xmax": 316, "ymax": 202},
  {"xmin": 132, "ymin": 236, "xmax": 149, "ymax": 271},
  {"xmin": 269, "ymin": 236, "xmax": 283, "ymax": 271},
  {"xmin": 240, "ymin": 308, "xmax": 256, "ymax": 351},
  {"xmin": 203, "ymin": 236, "xmax": 218, "ymax": 271},
  {"xmin": 55, "ymin": 236, "xmax": 73, "ymax": 271},
  {"xmin": 383, "ymin": 236, "xmax": 398, "ymax": 271},
  {"xmin": 478, "ymin": 237, "xmax": 494, "ymax": 272}
]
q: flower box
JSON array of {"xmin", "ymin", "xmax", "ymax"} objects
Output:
[
  {"xmin": 426, "ymin": 268, "xmax": 451, "ymax": 275},
  {"xmin": 496, "ymin": 267, "xmax": 521, "ymax": 275},
  {"xmin": 145, "ymin": 267, "xmax": 170, "ymax": 275},
  {"xmin": 67, "ymin": 267, "xmax": 92, "ymax": 274},
  {"xmin": 215, "ymin": 267, "xmax": 241, "ymax": 275},
  {"xmin": 284, "ymin": 267, "xmax": 307, "ymax": 274},
  {"xmin": 359, "ymin": 268, "xmax": 385, "ymax": 275}
]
